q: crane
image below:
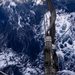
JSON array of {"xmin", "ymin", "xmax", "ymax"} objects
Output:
[{"xmin": 44, "ymin": 0, "xmax": 59, "ymax": 75}]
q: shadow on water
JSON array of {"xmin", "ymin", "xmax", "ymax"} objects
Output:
[{"xmin": 0, "ymin": 4, "xmax": 44, "ymax": 61}]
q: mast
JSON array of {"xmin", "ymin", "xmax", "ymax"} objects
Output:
[{"xmin": 44, "ymin": 0, "xmax": 59, "ymax": 75}]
